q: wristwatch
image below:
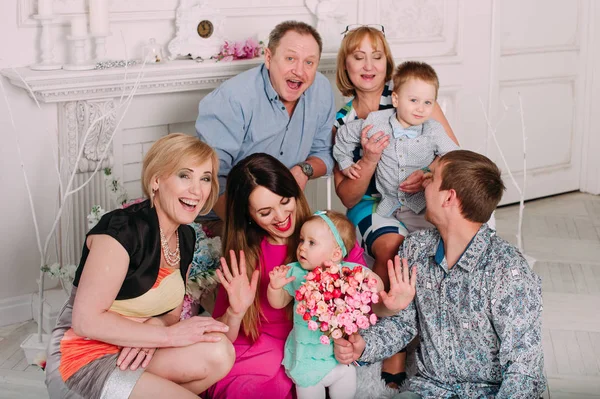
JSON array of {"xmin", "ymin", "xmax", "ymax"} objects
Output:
[{"xmin": 298, "ymin": 162, "xmax": 314, "ymax": 178}]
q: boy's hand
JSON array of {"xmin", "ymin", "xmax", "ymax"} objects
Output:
[
  {"xmin": 268, "ymin": 265, "xmax": 295, "ymax": 290},
  {"xmin": 341, "ymin": 163, "xmax": 362, "ymax": 180},
  {"xmin": 379, "ymin": 256, "xmax": 417, "ymax": 314}
]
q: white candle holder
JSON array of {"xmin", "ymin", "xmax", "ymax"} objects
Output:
[
  {"xmin": 30, "ymin": 15, "xmax": 62, "ymax": 71},
  {"xmin": 93, "ymin": 33, "xmax": 111, "ymax": 62},
  {"xmin": 63, "ymin": 35, "xmax": 96, "ymax": 71}
]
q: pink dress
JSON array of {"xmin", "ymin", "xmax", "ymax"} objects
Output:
[{"xmin": 207, "ymin": 239, "xmax": 365, "ymax": 399}]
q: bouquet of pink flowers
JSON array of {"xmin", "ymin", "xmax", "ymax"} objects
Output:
[
  {"xmin": 215, "ymin": 37, "xmax": 264, "ymax": 62},
  {"xmin": 295, "ymin": 263, "xmax": 379, "ymax": 345}
]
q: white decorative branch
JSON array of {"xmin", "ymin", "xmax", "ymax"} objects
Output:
[
  {"xmin": 2, "ymin": 56, "xmax": 148, "ymax": 342},
  {"xmin": 479, "ymin": 94, "xmax": 529, "ymax": 254}
]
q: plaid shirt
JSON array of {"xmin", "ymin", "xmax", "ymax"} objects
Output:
[
  {"xmin": 333, "ymin": 108, "xmax": 458, "ymax": 217},
  {"xmin": 360, "ymin": 225, "xmax": 546, "ymax": 398}
]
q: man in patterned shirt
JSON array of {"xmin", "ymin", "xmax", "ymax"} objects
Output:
[{"xmin": 334, "ymin": 150, "xmax": 546, "ymax": 398}]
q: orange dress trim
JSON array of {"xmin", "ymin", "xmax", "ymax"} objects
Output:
[{"xmin": 59, "ymin": 267, "xmax": 178, "ymax": 382}]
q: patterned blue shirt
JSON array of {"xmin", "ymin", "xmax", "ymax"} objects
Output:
[
  {"xmin": 359, "ymin": 225, "xmax": 546, "ymax": 398},
  {"xmin": 195, "ymin": 64, "xmax": 335, "ymax": 197}
]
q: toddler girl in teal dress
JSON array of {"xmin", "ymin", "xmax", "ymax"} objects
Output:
[{"xmin": 267, "ymin": 210, "xmax": 396, "ymax": 399}]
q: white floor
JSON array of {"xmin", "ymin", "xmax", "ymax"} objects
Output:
[
  {"xmin": 495, "ymin": 192, "xmax": 600, "ymax": 399},
  {"xmin": 1, "ymin": 191, "xmax": 599, "ymax": 398}
]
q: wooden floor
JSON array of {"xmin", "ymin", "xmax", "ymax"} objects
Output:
[
  {"xmin": 1, "ymin": 191, "xmax": 600, "ymax": 398},
  {"xmin": 494, "ymin": 192, "xmax": 600, "ymax": 398}
]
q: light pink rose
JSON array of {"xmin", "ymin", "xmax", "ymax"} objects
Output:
[
  {"xmin": 356, "ymin": 315, "xmax": 370, "ymax": 329},
  {"xmin": 344, "ymin": 324, "xmax": 357, "ymax": 335},
  {"xmin": 361, "ymin": 291, "xmax": 372, "ymax": 304},
  {"xmin": 306, "ymin": 272, "xmax": 315, "ymax": 281},
  {"xmin": 371, "ymin": 292, "xmax": 380, "ymax": 304},
  {"xmin": 346, "ymin": 286, "xmax": 357, "ymax": 297},
  {"xmin": 331, "ymin": 328, "xmax": 343, "ymax": 339},
  {"xmin": 317, "ymin": 301, "xmax": 328, "ymax": 315},
  {"xmin": 337, "ymin": 313, "xmax": 350, "ymax": 326},
  {"xmin": 320, "ymin": 335, "xmax": 331, "ymax": 345},
  {"xmin": 308, "ymin": 320, "xmax": 318, "ymax": 331},
  {"xmin": 329, "ymin": 264, "xmax": 339, "ymax": 274},
  {"xmin": 311, "ymin": 291, "xmax": 323, "ymax": 302},
  {"xmin": 296, "ymin": 303, "xmax": 306, "ymax": 315},
  {"xmin": 370, "ymin": 313, "xmax": 378, "ymax": 325},
  {"xmin": 360, "ymin": 304, "xmax": 371, "ymax": 314}
]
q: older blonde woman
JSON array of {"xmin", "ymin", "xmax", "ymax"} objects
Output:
[{"xmin": 45, "ymin": 134, "xmax": 234, "ymax": 399}]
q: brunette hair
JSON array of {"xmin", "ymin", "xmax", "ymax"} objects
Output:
[
  {"xmin": 336, "ymin": 26, "xmax": 394, "ymax": 97},
  {"xmin": 142, "ymin": 133, "xmax": 219, "ymax": 215},
  {"xmin": 438, "ymin": 150, "xmax": 505, "ymax": 223},
  {"xmin": 305, "ymin": 210, "xmax": 356, "ymax": 256},
  {"xmin": 223, "ymin": 153, "xmax": 311, "ymax": 341},
  {"xmin": 392, "ymin": 61, "xmax": 439, "ymax": 99},
  {"xmin": 268, "ymin": 20, "xmax": 323, "ymax": 56}
]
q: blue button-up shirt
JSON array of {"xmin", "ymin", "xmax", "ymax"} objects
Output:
[
  {"xmin": 195, "ymin": 64, "xmax": 335, "ymax": 197},
  {"xmin": 360, "ymin": 225, "xmax": 546, "ymax": 398}
]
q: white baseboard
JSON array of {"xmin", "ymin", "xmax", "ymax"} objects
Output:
[
  {"xmin": 0, "ymin": 293, "xmax": 33, "ymax": 327},
  {"xmin": 0, "ymin": 289, "xmax": 69, "ymax": 333},
  {"xmin": 32, "ymin": 289, "xmax": 68, "ymax": 334}
]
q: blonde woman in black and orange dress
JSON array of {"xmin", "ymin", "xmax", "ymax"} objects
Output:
[{"xmin": 45, "ymin": 134, "xmax": 234, "ymax": 399}]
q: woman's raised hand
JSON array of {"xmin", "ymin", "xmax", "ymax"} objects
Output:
[
  {"xmin": 216, "ymin": 250, "xmax": 260, "ymax": 317},
  {"xmin": 399, "ymin": 168, "xmax": 431, "ymax": 193},
  {"xmin": 360, "ymin": 124, "xmax": 390, "ymax": 165}
]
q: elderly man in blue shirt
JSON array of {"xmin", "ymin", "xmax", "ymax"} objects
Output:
[
  {"xmin": 195, "ymin": 20, "xmax": 335, "ymax": 223},
  {"xmin": 334, "ymin": 150, "xmax": 546, "ymax": 399}
]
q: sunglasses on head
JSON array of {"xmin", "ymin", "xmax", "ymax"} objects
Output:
[{"xmin": 341, "ymin": 24, "xmax": 385, "ymax": 37}]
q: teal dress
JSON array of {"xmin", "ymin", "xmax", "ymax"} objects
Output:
[{"xmin": 282, "ymin": 261, "xmax": 362, "ymax": 387}]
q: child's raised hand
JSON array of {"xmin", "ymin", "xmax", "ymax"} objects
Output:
[
  {"xmin": 341, "ymin": 163, "xmax": 362, "ymax": 180},
  {"xmin": 268, "ymin": 265, "xmax": 295, "ymax": 290}
]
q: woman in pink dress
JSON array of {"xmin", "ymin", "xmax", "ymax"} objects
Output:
[{"xmin": 207, "ymin": 153, "xmax": 366, "ymax": 399}]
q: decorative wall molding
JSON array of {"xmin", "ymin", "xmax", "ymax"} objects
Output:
[
  {"xmin": 500, "ymin": 44, "xmax": 581, "ymax": 57},
  {"xmin": 64, "ymin": 100, "xmax": 116, "ymax": 173},
  {"xmin": 378, "ymin": 0, "xmax": 462, "ymax": 62},
  {"xmin": 500, "ymin": 0, "xmax": 581, "ymax": 56},
  {"xmin": 19, "ymin": 0, "xmax": 310, "ymax": 27}
]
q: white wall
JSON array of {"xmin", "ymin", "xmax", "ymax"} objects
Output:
[{"xmin": 1, "ymin": 0, "xmax": 599, "ymax": 321}]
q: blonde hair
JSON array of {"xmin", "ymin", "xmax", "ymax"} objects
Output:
[
  {"xmin": 142, "ymin": 133, "xmax": 219, "ymax": 216},
  {"xmin": 392, "ymin": 61, "xmax": 440, "ymax": 100},
  {"xmin": 336, "ymin": 26, "xmax": 395, "ymax": 97},
  {"xmin": 306, "ymin": 210, "xmax": 356, "ymax": 256},
  {"xmin": 223, "ymin": 153, "xmax": 312, "ymax": 341}
]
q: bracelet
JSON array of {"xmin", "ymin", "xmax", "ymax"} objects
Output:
[{"xmin": 420, "ymin": 166, "xmax": 432, "ymax": 174}]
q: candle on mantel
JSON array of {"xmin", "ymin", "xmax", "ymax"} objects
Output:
[
  {"xmin": 89, "ymin": 0, "xmax": 110, "ymax": 36},
  {"xmin": 37, "ymin": 0, "xmax": 53, "ymax": 16},
  {"xmin": 70, "ymin": 16, "xmax": 88, "ymax": 38}
]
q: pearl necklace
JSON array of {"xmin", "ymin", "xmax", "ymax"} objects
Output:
[{"xmin": 159, "ymin": 227, "xmax": 180, "ymax": 267}]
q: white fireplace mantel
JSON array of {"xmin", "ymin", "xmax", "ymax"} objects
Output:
[
  {"xmin": 1, "ymin": 56, "xmax": 339, "ymax": 265},
  {"xmin": 1, "ymin": 57, "xmax": 338, "ymax": 104}
]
